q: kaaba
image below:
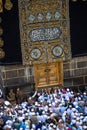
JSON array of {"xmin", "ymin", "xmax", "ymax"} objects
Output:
[{"xmin": 0, "ymin": 0, "xmax": 87, "ymax": 96}]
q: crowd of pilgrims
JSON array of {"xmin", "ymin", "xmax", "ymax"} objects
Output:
[{"xmin": 0, "ymin": 87, "xmax": 87, "ymax": 130}]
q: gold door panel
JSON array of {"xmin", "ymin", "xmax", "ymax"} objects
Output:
[{"xmin": 34, "ymin": 61, "xmax": 63, "ymax": 89}]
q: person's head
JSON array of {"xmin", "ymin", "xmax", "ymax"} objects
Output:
[
  {"xmin": 23, "ymin": 119, "xmax": 25, "ymax": 122},
  {"xmin": 69, "ymin": 105, "xmax": 72, "ymax": 109},
  {"xmin": 8, "ymin": 116, "xmax": 12, "ymax": 120},
  {"xmin": 17, "ymin": 88, "xmax": 20, "ymax": 91},
  {"xmin": 10, "ymin": 89, "xmax": 13, "ymax": 93},
  {"xmin": 15, "ymin": 118, "xmax": 19, "ymax": 122}
]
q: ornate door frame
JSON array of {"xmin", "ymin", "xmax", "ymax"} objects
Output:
[{"xmin": 34, "ymin": 61, "xmax": 63, "ymax": 89}]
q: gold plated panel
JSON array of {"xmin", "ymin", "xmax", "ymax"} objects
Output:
[
  {"xmin": 34, "ymin": 61, "xmax": 63, "ymax": 89},
  {"xmin": 18, "ymin": 0, "xmax": 71, "ymax": 65}
]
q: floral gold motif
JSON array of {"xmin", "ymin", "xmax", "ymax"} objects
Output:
[
  {"xmin": 0, "ymin": 38, "xmax": 4, "ymax": 47},
  {"xmin": 4, "ymin": 0, "xmax": 13, "ymax": 11},
  {"xmin": 0, "ymin": 0, "xmax": 3, "ymax": 12},
  {"xmin": 0, "ymin": 49, "xmax": 5, "ymax": 58},
  {"xmin": 0, "ymin": 27, "xmax": 3, "ymax": 35}
]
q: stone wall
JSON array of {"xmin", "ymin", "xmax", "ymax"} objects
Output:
[
  {"xmin": 63, "ymin": 56, "xmax": 87, "ymax": 91},
  {"xmin": 0, "ymin": 56, "xmax": 87, "ymax": 95},
  {"xmin": 0, "ymin": 65, "xmax": 35, "ymax": 97}
]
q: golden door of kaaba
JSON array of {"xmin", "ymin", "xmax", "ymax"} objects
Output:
[
  {"xmin": 18, "ymin": 0, "xmax": 71, "ymax": 89},
  {"xmin": 34, "ymin": 61, "xmax": 63, "ymax": 89}
]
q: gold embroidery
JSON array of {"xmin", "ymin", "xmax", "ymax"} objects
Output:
[
  {"xmin": 0, "ymin": 0, "xmax": 3, "ymax": 12},
  {"xmin": 0, "ymin": 38, "xmax": 4, "ymax": 47},
  {"xmin": 0, "ymin": 27, "xmax": 3, "ymax": 36},
  {"xmin": 0, "ymin": 49, "xmax": 5, "ymax": 58},
  {"xmin": 18, "ymin": 0, "xmax": 71, "ymax": 65},
  {"xmin": 4, "ymin": 0, "xmax": 13, "ymax": 10}
]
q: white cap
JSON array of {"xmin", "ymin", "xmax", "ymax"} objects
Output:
[
  {"xmin": 71, "ymin": 119, "xmax": 76, "ymax": 124},
  {"xmin": 72, "ymin": 108, "xmax": 76, "ymax": 112},
  {"xmin": 83, "ymin": 126, "xmax": 87, "ymax": 129},
  {"xmin": 31, "ymin": 108, "xmax": 34, "ymax": 112},
  {"xmin": 42, "ymin": 111, "xmax": 45, "ymax": 114},
  {"xmin": 67, "ymin": 88, "xmax": 69, "ymax": 91},
  {"xmin": 50, "ymin": 123, "xmax": 53, "ymax": 126},
  {"xmin": 84, "ymin": 92, "xmax": 86, "ymax": 95},
  {"xmin": 69, "ymin": 105, "xmax": 72, "ymax": 108},
  {"xmin": 73, "ymin": 115, "xmax": 76, "ymax": 118},
  {"xmin": 76, "ymin": 105, "xmax": 78, "ymax": 108},
  {"xmin": 53, "ymin": 125, "xmax": 56, "ymax": 128},
  {"xmin": 80, "ymin": 116, "xmax": 84, "ymax": 119},
  {"xmin": 32, "ymin": 124, "xmax": 36, "ymax": 129},
  {"xmin": 35, "ymin": 102, "xmax": 38, "ymax": 106},
  {"xmin": 78, "ymin": 97, "xmax": 81, "ymax": 100},
  {"xmin": 71, "ymin": 91, "xmax": 73, "ymax": 94},
  {"xmin": 26, "ymin": 125, "xmax": 29, "ymax": 128},
  {"xmin": 76, "ymin": 117, "xmax": 80, "ymax": 120},
  {"xmin": 4, "ymin": 101, "xmax": 11, "ymax": 106},
  {"xmin": 49, "ymin": 103, "xmax": 52, "ymax": 107},
  {"xmin": 59, "ymin": 119, "xmax": 63, "ymax": 122},
  {"xmin": 19, "ymin": 128, "xmax": 23, "ymax": 130}
]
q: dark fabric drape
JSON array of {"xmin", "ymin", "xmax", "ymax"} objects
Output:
[
  {"xmin": 0, "ymin": 0, "xmax": 22, "ymax": 65},
  {"xmin": 69, "ymin": 1, "xmax": 87, "ymax": 57}
]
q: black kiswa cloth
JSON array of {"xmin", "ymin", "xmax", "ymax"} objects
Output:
[{"xmin": 0, "ymin": 0, "xmax": 22, "ymax": 65}]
